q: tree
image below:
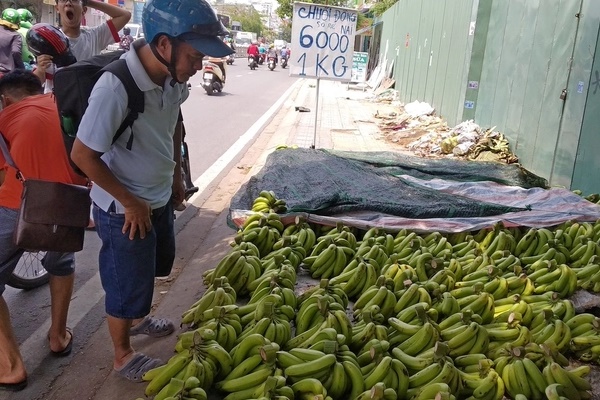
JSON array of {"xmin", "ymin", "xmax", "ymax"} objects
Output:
[
  {"xmin": 216, "ymin": 4, "xmax": 264, "ymax": 36},
  {"xmin": 369, "ymin": 0, "xmax": 398, "ymax": 17},
  {"xmin": 276, "ymin": 0, "xmax": 351, "ymax": 20}
]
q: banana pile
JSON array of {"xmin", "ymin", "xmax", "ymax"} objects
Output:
[
  {"xmin": 144, "ymin": 329, "xmax": 232, "ymax": 399},
  {"xmin": 146, "ymin": 198, "xmax": 600, "ymax": 400},
  {"xmin": 251, "ymin": 190, "xmax": 287, "ymax": 213}
]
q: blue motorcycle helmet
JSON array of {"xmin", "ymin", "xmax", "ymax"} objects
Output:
[{"xmin": 143, "ymin": 0, "xmax": 233, "ymax": 84}]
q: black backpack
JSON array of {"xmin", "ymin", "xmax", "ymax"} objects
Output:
[{"xmin": 53, "ymin": 50, "xmax": 144, "ymax": 176}]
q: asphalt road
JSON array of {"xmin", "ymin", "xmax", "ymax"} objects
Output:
[{"xmin": 1, "ymin": 59, "xmax": 298, "ymax": 400}]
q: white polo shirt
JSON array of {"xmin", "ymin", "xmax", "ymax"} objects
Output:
[{"xmin": 76, "ymin": 39, "xmax": 189, "ymax": 213}]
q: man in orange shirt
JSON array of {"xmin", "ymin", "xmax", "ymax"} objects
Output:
[{"xmin": 0, "ymin": 70, "xmax": 85, "ymax": 391}]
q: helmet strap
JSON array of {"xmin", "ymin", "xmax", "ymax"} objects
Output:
[{"xmin": 150, "ymin": 36, "xmax": 183, "ymax": 87}]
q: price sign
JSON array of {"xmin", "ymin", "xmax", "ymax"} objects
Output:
[
  {"xmin": 351, "ymin": 51, "xmax": 368, "ymax": 83},
  {"xmin": 290, "ymin": 2, "xmax": 357, "ymax": 81}
]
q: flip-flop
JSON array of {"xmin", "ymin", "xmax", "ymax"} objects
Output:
[
  {"xmin": 50, "ymin": 327, "xmax": 73, "ymax": 357},
  {"xmin": 114, "ymin": 352, "xmax": 163, "ymax": 383},
  {"xmin": 129, "ymin": 316, "xmax": 175, "ymax": 338},
  {"xmin": 0, "ymin": 379, "xmax": 27, "ymax": 392}
]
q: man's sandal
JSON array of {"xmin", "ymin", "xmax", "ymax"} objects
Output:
[
  {"xmin": 114, "ymin": 352, "xmax": 163, "ymax": 383},
  {"xmin": 129, "ymin": 316, "xmax": 175, "ymax": 338}
]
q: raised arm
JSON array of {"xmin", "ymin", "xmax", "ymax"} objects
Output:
[{"xmin": 85, "ymin": 0, "xmax": 131, "ymax": 32}]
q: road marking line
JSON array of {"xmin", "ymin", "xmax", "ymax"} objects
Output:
[{"xmin": 187, "ymin": 79, "xmax": 300, "ymax": 205}]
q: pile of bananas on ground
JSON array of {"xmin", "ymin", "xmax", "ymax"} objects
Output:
[
  {"xmin": 251, "ymin": 190, "xmax": 288, "ymax": 213},
  {"xmin": 142, "ymin": 214, "xmax": 600, "ymax": 400}
]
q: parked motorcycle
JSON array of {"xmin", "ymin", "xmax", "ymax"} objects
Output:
[
  {"xmin": 226, "ymin": 53, "xmax": 235, "ymax": 65},
  {"xmin": 201, "ymin": 58, "xmax": 226, "ymax": 95},
  {"xmin": 281, "ymin": 56, "xmax": 288, "ymax": 69},
  {"xmin": 268, "ymin": 56, "xmax": 277, "ymax": 71},
  {"xmin": 248, "ymin": 55, "xmax": 258, "ymax": 70}
]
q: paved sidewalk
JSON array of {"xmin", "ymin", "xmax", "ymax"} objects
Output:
[{"xmin": 1, "ymin": 78, "xmax": 398, "ymax": 400}]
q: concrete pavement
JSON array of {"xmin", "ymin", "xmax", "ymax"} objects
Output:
[{"xmin": 2, "ymin": 78, "xmax": 397, "ymax": 400}]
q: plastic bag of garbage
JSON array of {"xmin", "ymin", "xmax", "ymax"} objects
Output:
[
  {"xmin": 453, "ymin": 141, "xmax": 475, "ymax": 156},
  {"xmin": 404, "ymin": 101, "xmax": 434, "ymax": 118}
]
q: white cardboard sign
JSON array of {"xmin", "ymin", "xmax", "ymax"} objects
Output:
[{"xmin": 290, "ymin": 2, "xmax": 357, "ymax": 81}]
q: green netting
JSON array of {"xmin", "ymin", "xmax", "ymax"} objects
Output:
[
  {"xmin": 229, "ymin": 148, "xmax": 528, "ymax": 220},
  {"xmin": 326, "ymin": 150, "xmax": 548, "ymax": 189}
]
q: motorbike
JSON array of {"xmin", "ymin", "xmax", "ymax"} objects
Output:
[
  {"xmin": 201, "ymin": 57, "xmax": 226, "ymax": 95},
  {"xmin": 267, "ymin": 56, "xmax": 277, "ymax": 71},
  {"xmin": 225, "ymin": 53, "xmax": 235, "ymax": 65},
  {"xmin": 258, "ymin": 53, "xmax": 265, "ymax": 65},
  {"xmin": 248, "ymin": 55, "xmax": 258, "ymax": 70},
  {"xmin": 281, "ymin": 55, "xmax": 288, "ymax": 69}
]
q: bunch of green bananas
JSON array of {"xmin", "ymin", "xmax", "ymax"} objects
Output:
[
  {"xmin": 455, "ymin": 291, "xmax": 494, "ymax": 324},
  {"xmin": 204, "ymin": 248, "xmax": 262, "ymax": 295},
  {"xmin": 237, "ymin": 290, "xmax": 295, "ymax": 328},
  {"xmin": 352, "ymin": 382, "xmax": 398, "ymax": 400},
  {"xmin": 215, "ymin": 342, "xmax": 281, "ymax": 399},
  {"xmin": 380, "ymin": 259, "xmax": 419, "ymax": 292},
  {"xmin": 295, "ymin": 294, "xmax": 344, "ymax": 336},
  {"xmin": 235, "ymin": 213, "xmax": 283, "ymax": 258},
  {"xmin": 567, "ymin": 313, "xmax": 600, "ymax": 362},
  {"xmin": 236, "ymin": 301, "xmax": 293, "ymax": 346},
  {"xmin": 180, "ymin": 277, "xmax": 236, "ymax": 326},
  {"xmin": 404, "ymin": 348, "xmax": 461, "ymax": 398},
  {"xmin": 573, "ymin": 262, "xmax": 600, "ymax": 292},
  {"xmin": 141, "ymin": 376, "xmax": 207, "ymax": 400},
  {"xmin": 144, "ymin": 331, "xmax": 231, "ymax": 397},
  {"xmin": 246, "ymin": 266, "xmax": 297, "ymax": 296},
  {"xmin": 281, "ymin": 219, "xmax": 317, "ymax": 253},
  {"xmin": 262, "ymin": 235, "xmax": 307, "ymax": 268},
  {"xmin": 352, "ymin": 276, "xmax": 396, "ymax": 319},
  {"xmin": 188, "ymin": 305, "xmax": 242, "ymax": 351},
  {"xmin": 251, "ymin": 190, "xmax": 287, "ymax": 214},
  {"xmin": 302, "ymin": 240, "xmax": 353, "ymax": 280},
  {"xmin": 297, "ymin": 278, "xmax": 349, "ymax": 309}
]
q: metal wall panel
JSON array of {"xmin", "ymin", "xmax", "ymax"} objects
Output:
[
  {"xmin": 379, "ymin": 0, "xmax": 477, "ymax": 125},
  {"xmin": 377, "ymin": 0, "xmax": 596, "ymax": 191},
  {"xmin": 570, "ymin": 2, "xmax": 600, "ymax": 193}
]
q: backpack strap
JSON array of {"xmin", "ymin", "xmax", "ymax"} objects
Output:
[{"xmin": 101, "ymin": 59, "xmax": 144, "ymax": 150}]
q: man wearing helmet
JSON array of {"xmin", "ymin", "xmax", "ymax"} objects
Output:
[
  {"xmin": 71, "ymin": 0, "xmax": 234, "ymax": 382},
  {"xmin": 14, "ymin": 9, "xmax": 34, "ymax": 68},
  {"xmin": 0, "ymin": 9, "xmax": 25, "ymax": 74},
  {"xmin": 33, "ymin": 0, "xmax": 131, "ymax": 91}
]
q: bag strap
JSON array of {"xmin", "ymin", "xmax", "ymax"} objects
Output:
[
  {"xmin": 0, "ymin": 131, "xmax": 24, "ymax": 181},
  {"xmin": 101, "ymin": 59, "xmax": 145, "ymax": 151}
]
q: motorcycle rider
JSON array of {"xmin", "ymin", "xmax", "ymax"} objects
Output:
[
  {"xmin": 280, "ymin": 45, "xmax": 289, "ymax": 60},
  {"xmin": 15, "ymin": 10, "xmax": 34, "ymax": 67},
  {"xmin": 247, "ymin": 40, "xmax": 259, "ymax": 64},
  {"xmin": 0, "ymin": 9, "xmax": 24, "ymax": 75},
  {"xmin": 267, "ymin": 44, "xmax": 278, "ymax": 65},
  {"xmin": 258, "ymin": 41, "xmax": 266, "ymax": 63}
]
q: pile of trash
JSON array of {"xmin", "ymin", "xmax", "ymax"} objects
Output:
[{"xmin": 372, "ymin": 99, "xmax": 519, "ymax": 164}]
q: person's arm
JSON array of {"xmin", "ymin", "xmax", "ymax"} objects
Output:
[
  {"xmin": 12, "ymin": 34, "xmax": 25, "ymax": 70},
  {"xmin": 71, "ymin": 139, "xmax": 152, "ymax": 239},
  {"xmin": 171, "ymin": 120, "xmax": 184, "ymax": 205},
  {"xmin": 85, "ymin": 0, "xmax": 131, "ymax": 32},
  {"xmin": 32, "ymin": 54, "xmax": 53, "ymax": 83}
]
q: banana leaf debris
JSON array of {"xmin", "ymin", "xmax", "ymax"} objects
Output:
[{"xmin": 370, "ymin": 98, "xmax": 518, "ymax": 164}]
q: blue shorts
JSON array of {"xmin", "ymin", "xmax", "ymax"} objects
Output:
[
  {"xmin": 0, "ymin": 207, "xmax": 75, "ymax": 295},
  {"xmin": 93, "ymin": 202, "xmax": 175, "ymax": 319}
]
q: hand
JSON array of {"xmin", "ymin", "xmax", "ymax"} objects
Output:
[
  {"xmin": 171, "ymin": 176, "xmax": 185, "ymax": 205},
  {"xmin": 122, "ymin": 197, "xmax": 152, "ymax": 240},
  {"xmin": 35, "ymin": 54, "xmax": 53, "ymax": 73}
]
